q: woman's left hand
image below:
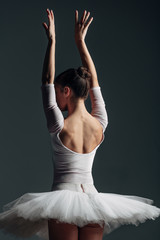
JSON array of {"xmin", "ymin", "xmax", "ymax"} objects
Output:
[
  {"xmin": 75, "ymin": 10, "xmax": 93, "ymax": 43},
  {"xmin": 42, "ymin": 8, "xmax": 56, "ymax": 41}
]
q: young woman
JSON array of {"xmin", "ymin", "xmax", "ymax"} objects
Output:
[{"xmin": 0, "ymin": 8, "xmax": 160, "ymax": 240}]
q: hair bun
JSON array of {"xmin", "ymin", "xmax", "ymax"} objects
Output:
[{"xmin": 77, "ymin": 66, "xmax": 91, "ymax": 81}]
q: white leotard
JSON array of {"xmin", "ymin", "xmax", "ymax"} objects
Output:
[{"xmin": 41, "ymin": 84, "xmax": 108, "ymax": 185}]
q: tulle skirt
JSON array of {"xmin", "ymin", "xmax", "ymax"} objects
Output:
[{"xmin": 0, "ymin": 182, "xmax": 160, "ymax": 240}]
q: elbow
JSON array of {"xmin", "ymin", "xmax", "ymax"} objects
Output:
[
  {"xmin": 102, "ymin": 113, "xmax": 109, "ymax": 132},
  {"xmin": 103, "ymin": 119, "xmax": 109, "ymax": 133},
  {"xmin": 42, "ymin": 76, "xmax": 49, "ymax": 85},
  {"xmin": 42, "ymin": 76, "xmax": 54, "ymax": 85}
]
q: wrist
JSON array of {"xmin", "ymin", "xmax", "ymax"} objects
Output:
[
  {"xmin": 48, "ymin": 35, "xmax": 56, "ymax": 44},
  {"xmin": 76, "ymin": 39, "xmax": 85, "ymax": 47},
  {"xmin": 48, "ymin": 38, "xmax": 56, "ymax": 45}
]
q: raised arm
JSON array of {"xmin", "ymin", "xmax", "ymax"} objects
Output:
[
  {"xmin": 75, "ymin": 10, "xmax": 108, "ymax": 132},
  {"xmin": 75, "ymin": 10, "xmax": 99, "ymax": 88},
  {"xmin": 41, "ymin": 9, "xmax": 64, "ymax": 134},
  {"xmin": 41, "ymin": 8, "xmax": 56, "ymax": 85}
]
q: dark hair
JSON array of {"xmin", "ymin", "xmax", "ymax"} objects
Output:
[{"xmin": 54, "ymin": 66, "xmax": 91, "ymax": 100}]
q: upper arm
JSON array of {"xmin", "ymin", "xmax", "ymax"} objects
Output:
[
  {"xmin": 89, "ymin": 86, "xmax": 109, "ymax": 133},
  {"xmin": 41, "ymin": 83, "xmax": 64, "ymax": 134}
]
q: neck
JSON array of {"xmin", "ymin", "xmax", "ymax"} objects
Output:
[{"xmin": 67, "ymin": 98, "xmax": 88, "ymax": 117}]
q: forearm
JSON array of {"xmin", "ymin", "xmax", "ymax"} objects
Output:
[
  {"xmin": 41, "ymin": 38, "xmax": 56, "ymax": 84},
  {"xmin": 76, "ymin": 40, "xmax": 99, "ymax": 88}
]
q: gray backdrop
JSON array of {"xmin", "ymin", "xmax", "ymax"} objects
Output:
[{"xmin": 0, "ymin": 0, "xmax": 159, "ymax": 239}]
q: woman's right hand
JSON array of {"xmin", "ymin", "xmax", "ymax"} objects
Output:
[
  {"xmin": 42, "ymin": 8, "xmax": 56, "ymax": 41},
  {"xmin": 75, "ymin": 10, "xmax": 93, "ymax": 43}
]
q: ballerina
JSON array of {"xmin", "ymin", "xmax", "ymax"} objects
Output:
[{"xmin": 0, "ymin": 8, "xmax": 160, "ymax": 240}]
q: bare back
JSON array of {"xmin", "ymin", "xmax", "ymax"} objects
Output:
[
  {"xmin": 41, "ymin": 84, "xmax": 108, "ymax": 154},
  {"xmin": 59, "ymin": 113, "xmax": 103, "ymax": 154}
]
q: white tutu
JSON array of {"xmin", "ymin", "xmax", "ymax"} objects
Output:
[{"xmin": 0, "ymin": 182, "xmax": 160, "ymax": 240}]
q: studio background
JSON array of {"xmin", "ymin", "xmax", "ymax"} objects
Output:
[{"xmin": 0, "ymin": 0, "xmax": 159, "ymax": 239}]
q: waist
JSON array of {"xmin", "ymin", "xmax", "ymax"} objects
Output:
[
  {"xmin": 51, "ymin": 182, "xmax": 98, "ymax": 194},
  {"xmin": 53, "ymin": 171, "xmax": 93, "ymax": 184}
]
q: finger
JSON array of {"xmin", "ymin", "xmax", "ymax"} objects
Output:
[
  {"xmin": 42, "ymin": 22, "xmax": 48, "ymax": 29},
  {"xmin": 85, "ymin": 17, "xmax": 93, "ymax": 29},
  {"xmin": 51, "ymin": 9, "xmax": 54, "ymax": 20},
  {"xmin": 47, "ymin": 10, "xmax": 52, "ymax": 23},
  {"xmin": 84, "ymin": 11, "xmax": 90, "ymax": 24},
  {"xmin": 46, "ymin": 8, "xmax": 50, "ymax": 16},
  {"xmin": 46, "ymin": 8, "xmax": 50, "ymax": 14},
  {"xmin": 42, "ymin": 22, "xmax": 48, "ymax": 30},
  {"xmin": 75, "ymin": 9, "xmax": 78, "ymax": 24},
  {"xmin": 47, "ymin": 8, "xmax": 52, "ymax": 19},
  {"xmin": 80, "ymin": 10, "xmax": 87, "ymax": 23}
]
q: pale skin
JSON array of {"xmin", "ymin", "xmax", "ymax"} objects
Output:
[{"xmin": 42, "ymin": 8, "xmax": 104, "ymax": 240}]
